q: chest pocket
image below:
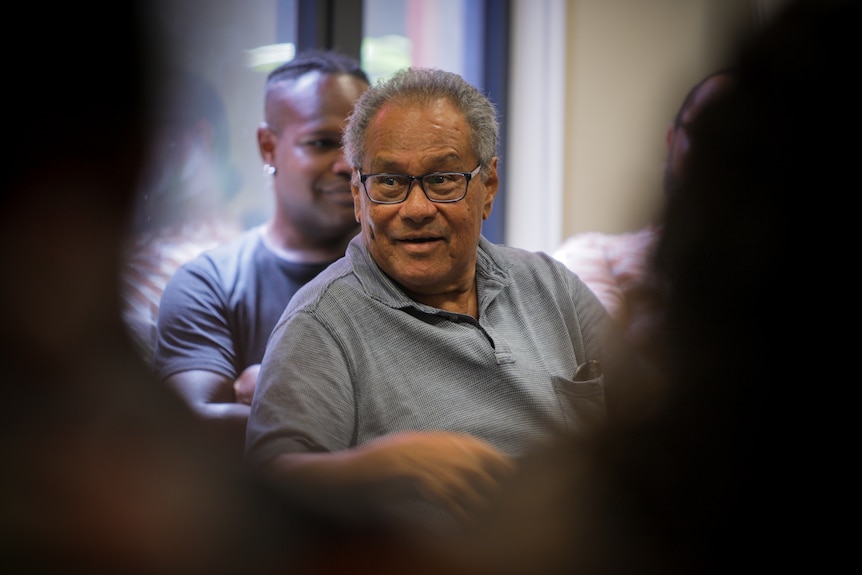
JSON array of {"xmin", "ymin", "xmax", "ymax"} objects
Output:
[{"xmin": 551, "ymin": 372, "xmax": 606, "ymax": 433}]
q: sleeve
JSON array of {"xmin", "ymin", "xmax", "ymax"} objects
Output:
[
  {"xmin": 552, "ymin": 233, "xmax": 625, "ymax": 320},
  {"xmin": 152, "ymin": 258, "xmax": 238, "ymax": 381},
  {"xmin": 570, "ymin": 262, "xmax": 659, "ymax": 426},
  {"xmin": 544, "ymin": 244, "xmax": 666, "ymax": 428},
  {"xmin": 244, "ymin": 310, "xmax": 357, "ymax": 468}
]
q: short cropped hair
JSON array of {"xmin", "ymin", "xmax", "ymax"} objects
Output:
[
  {"xmin": 266, "ymin": 49, "xmax": 370, "ymax": 87},
  {"xmin": 264, "ymin": 50, "xmax": 369, "ymax": 131},
  {"xmin": 343, "ymin": 67, "xmax": 499, "ymax": 180}
]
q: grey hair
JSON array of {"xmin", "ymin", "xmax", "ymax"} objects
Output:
[{"xmin": 343, "ymin": 67, "xmax": 499, "ymax": 180}]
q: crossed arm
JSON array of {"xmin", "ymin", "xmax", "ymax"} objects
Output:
[{"xmin": 165, "ymin": 365, "xmax": 260, "ymax": 458}]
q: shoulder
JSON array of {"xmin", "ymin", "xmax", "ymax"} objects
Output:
[
  {"xmin": 195, "ymin": 226, "xmax": 266, "ymax": 264},
  {"xmin": 482, "ymin": 240, "xmax": 610, "ymax": 334},
  {"xmin": 606, "ymin": 226, "xmax": 659, "ymax": 261},
  {"xmin": 483, "ymin": 239, "xmax": 572, "ymax": 277},
  {"xmin": 479, "ymin": 239, "xmax": 587, "ymax": 299},
  {"xmin": 553, "ymin": 232, "xmax": 614, "ymax": 259},
  {"xmin": 171, "ymin": 227, "xmax": 265, "ymax": 280},
  {"xmin": 279, "ymin": 256, "xmax": 356, "ymax": 316}
]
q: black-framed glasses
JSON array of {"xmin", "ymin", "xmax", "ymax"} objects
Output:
[{"xmin": 358, "ymin": 165, "xmax": 481, "ymax": 204}]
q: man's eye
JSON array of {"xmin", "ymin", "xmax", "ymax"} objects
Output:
[
  {"xmin": 428, "ymin": 174, "xmax": 454, "ymax": 185},
  {"xmin": 305, "ymin": 139, "xmax": 340, "ymax": 150}
]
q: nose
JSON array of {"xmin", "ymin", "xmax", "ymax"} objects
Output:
[{"xmin": 400, "ymin": 179, "xmax": 437, "ymax": 220}]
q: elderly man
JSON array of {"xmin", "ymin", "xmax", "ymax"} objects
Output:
[{"xmin": 245, "ymin": 67, "xmax": 617, "ymax": 533}]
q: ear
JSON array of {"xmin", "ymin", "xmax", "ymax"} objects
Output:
[
  {"xmin": 257, "ymin": 123, "xmax": 276, "ymax": 165},
  {"xmin": 665, "ymin": 122, "xmax": 675, "ymax": 152},
  {"xmin": 481, "ymin": 157, "xmax": 499, "ymax": 221},
  {"xmin": 351, "ymin": 171, "xmax": 362, "ymax": 223}
]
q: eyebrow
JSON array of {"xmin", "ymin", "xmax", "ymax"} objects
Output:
[{"xmin": 372, "ymin": 153, "xmax": 464, "ymax": 173}]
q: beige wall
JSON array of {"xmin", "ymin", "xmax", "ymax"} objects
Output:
[{"xmin": 560, "ymin": 0, "xmax": 759, "ymax": 239}]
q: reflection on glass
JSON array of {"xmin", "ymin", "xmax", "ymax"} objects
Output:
[
  {"xmin": 362, "ymin": 0, "xmax": 483, "ymax": 87},
  {"xmin": 246, "ymin": 43, "xmax": 297, "ymax": 73}
]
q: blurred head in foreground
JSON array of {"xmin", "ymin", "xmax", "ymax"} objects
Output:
[
  {"xmin": 0, "ymin": 4, "xmax": 327, "ymax": 573},
  {"xmin": 432, "ymin": 1, "xmax": 859, "ymax": 573}
]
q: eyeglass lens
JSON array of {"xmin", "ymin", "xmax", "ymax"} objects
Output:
[{"xmin": 365, "ymin": 173, "xmax": 467, "ymax": 203}]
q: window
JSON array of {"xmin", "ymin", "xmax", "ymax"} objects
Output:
[
  {"xmin": 137, "ymin": 0, "xmax": 508, "ymax": 243},
  {"xmin": 361, "ymin": 0, "xmax": 509, "ymax": 243}
]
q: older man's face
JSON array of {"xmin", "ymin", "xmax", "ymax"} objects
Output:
[{"xmin": 351, "ymin": 97, "xmax": 498, "ymax": 302}]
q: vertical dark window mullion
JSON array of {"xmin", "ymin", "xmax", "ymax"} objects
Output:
[
  {"xmin": 276, "ymin": 0, "xmax": 299, "ymax": 46},
  {"xmin": 295, "ymin": 0, "xmax": 328, "ymax": 50},
  {"xmin": 482, "ymin": 0, "xmax": 510, "ymax": 245},
  {"xmin": 331, "ymin": 0, "xmax": 363, "ymax": 60},
  {"xmin": 293, "ymin": 0, "xmax": 362, "ymax": 61}
]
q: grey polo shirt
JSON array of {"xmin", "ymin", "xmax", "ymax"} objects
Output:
[{"xmin": 245, "ymin": 234, "xmax": 610, "ymax": 467}]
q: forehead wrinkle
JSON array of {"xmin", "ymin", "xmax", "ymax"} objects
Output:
[
  {"xmin": 365, "ymin": 100, "xmax": 470, "ymax": 173},
  {"xmin": 373, "ymin": 151, "xmax": 463, "ymax": 174}
]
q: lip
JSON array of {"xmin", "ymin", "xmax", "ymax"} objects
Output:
[
  {"xmin": 397, "ymin": 233, "xmax": 441, "ymax": 241},
  {"xmin": 395, "ymin": 235, "xmax": 445, "ymax": 253}
]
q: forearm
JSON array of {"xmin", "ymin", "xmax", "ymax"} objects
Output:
[
  {"xmin": 187, "ymin": 402, "xmax": 251, "ymax": 459},
  {"xmin": 258, "ymin": 432, "xmax": 515, "ymax": 526},
  {"xmin": 190, "ymin": 401, "xmax": 251, "ymax": 421},
  {"xmin": 263, "ymin": 448, "xmax": 408, "ymax": 508}
]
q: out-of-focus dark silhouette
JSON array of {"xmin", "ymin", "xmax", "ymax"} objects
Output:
[
  {"xmin": 553, "ymin": 69, "xmax": 735, "ymax": 369},
  {"xmin": 421, "ymin": 0, "xmax": 857, "ymax": 573},
  {"xmin": 4, "ymin": 0, "xmax": 852, "ymax": 572},
  {"xmin": 0, "ymin": 4, "xmax": 345, "ymax": 574}
]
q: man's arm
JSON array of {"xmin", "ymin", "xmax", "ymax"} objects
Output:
[
  {"xmin": 260, "ymin": 430, "xmax": 515, "ymax": 528},
  {"xmin": 233, "ymin": 363, "xmax": 260, "ymax": 405},
  {"xmin": 165, "ymin": 369, "xmax": 251, "ymax": 458}
]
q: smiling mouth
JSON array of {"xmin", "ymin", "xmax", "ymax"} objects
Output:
[{"xmin": 400, "ymin": 237, "xmax": 440, "ymax": 243}]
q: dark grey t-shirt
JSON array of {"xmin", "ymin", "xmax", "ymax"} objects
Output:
[{"xmin": 154, "ymin": 226, "xmax": 335, "ymax": 382}]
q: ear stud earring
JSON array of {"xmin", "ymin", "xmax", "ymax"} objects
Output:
[{"xmin": 263, "ymin": 164, "xmax": 276, "ymax": 176}]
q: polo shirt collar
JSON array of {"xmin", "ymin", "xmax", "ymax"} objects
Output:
[{"xmin": 346, "ymin": 233, "xmax": 513, "ymax": 314}]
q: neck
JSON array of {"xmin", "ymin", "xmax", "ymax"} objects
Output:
[
  {"xmin": 410, "ymin": 281, "xmax": 478, "ymax": 319},
  {"xmin": 262, "ymin": 221, "xmax": 357, "ymax": 264}
]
